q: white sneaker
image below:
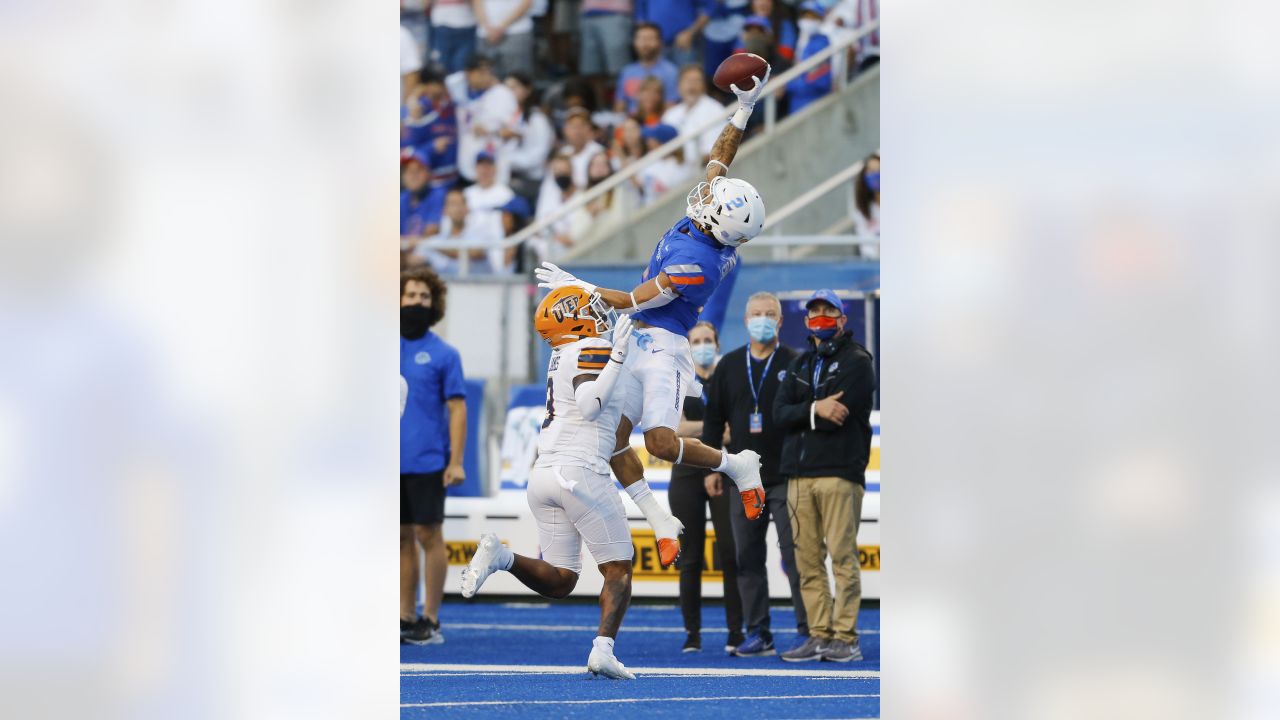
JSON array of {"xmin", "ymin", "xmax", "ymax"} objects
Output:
[
  {"xmin": 587, "ymin": 648, "xmax": 636, "ymax": 680},
  {"xmin": 726, "ymin": 449, "xmax": 763, "ymax": 491},
  {"xmin": 460, "ymin": 533, "xmax": 506, "ymax": 598}
]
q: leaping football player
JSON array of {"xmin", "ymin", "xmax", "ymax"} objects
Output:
[
  {"xmin": 536, "ymin": 66, "xmax": 773, "ymax": 523},
  {"xmin": 461, "ymin": 286, "xmax": 679, "ymax": 679}
]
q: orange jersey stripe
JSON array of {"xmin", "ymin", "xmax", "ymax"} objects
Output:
[
  {"xmin": 577, "ymin": 361, "xmax": 608, "ymax": 370},
  {"xmin": 668, "ymin": 275, "xmax": 705, "ymax": 285}
]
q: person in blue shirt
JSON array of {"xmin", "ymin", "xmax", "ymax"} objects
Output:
[
  {"xmin": 537, "ymin": 61, "xmax": 772, "ymax": 524},
  {"xmin": 635, "ymin": 0, "xmax": 710, "ymax": 67},
  {"xmin": 400, "ymin": 150, "xmax": 448, "ymax": 240},
  {"xmin": 400, "ymin": 267, "xmax": 468, "ymax": 645},
  {"xmin": 401, "ymin": 69, "xmax": 459, "ymax": 189},
  {"xmin": 785, "ymin": 1, "xmax": 834, "ymax": 114},
  {"xmin": 614, "ymin": 22, "xmax": 681, "ymax": 114}
]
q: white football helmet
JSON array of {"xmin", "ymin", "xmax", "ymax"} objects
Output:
[{"xmin": 686, "ymin": 176, "xmax": 766, "ymax": 247}]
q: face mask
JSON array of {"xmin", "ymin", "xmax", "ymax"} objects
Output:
[
  {"xmin": 864, "ymin": 171, "xmax": 879, "ymax": 192},
  {"xmin": 806, "ymin": 315, "xmax": 840, "ymax": 341},
  {"xmin": 798, "ymin": 18, "xmax": 822, "ymax": 35},
  {"xmin": 410, "ymin": 187, "xmax": 430, "ymax": 202},
  {"xmin": 554, "ymin": 174, "xmax": 573, "ymax": 191},
  {"xmin": 691, "ymin": 344, "xmax": 717, "ymax": 368},
  {"xmin": 747, "ymin": 315, "xmax": 777, "ymax": 343},
  {"xmin": 401, "ymin": 304, "xmax": 439, "ymax": 339}
]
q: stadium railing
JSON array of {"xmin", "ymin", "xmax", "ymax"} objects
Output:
[{"xmin": 426, "ymin": 20, "xmax": 879, "ymax": 276}]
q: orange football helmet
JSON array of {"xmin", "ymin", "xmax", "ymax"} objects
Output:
[{"xmin": 535, "ymin": 286, "xmax": 615, "ymax": 347}]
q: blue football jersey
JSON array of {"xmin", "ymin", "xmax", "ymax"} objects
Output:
[{"xmin": 633, "ymin": 216, "xmax": 738, "ymax": 336}]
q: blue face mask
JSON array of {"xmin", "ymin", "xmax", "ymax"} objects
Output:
[
  {"xmin": 747, "ymin": 316, "xmax": 778, "ymax": 343},
  {"xmin": 691, "ymin": 344, "xmax": 717, "ymax": 368},
  {"xmin": 864, "ymin": 171, "xmax": 879, "ymax": 192}
]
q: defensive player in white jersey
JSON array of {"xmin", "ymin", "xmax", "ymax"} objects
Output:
[
  {"xmin": 461, "ymin": 285, "xmax": 683, "ymax": 679},
  {"xmin": 536, "ymin": 66, "xmax": 773, "ymax": 522}
]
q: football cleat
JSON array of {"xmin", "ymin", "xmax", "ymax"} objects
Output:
[
  {"xmin": 657, "ymin": 537, "xmax": 681, "ymax": 569},
  {"xmin": 587, "ymin": 648, "xmax": 636, "ymax": 680},
  {"xmin": 740, "ymin": 487, "xmax": 766, "ymax": 521},
  {"xmin": 460, "ymin": 533, "xmax": 505, "ymax": 598}
]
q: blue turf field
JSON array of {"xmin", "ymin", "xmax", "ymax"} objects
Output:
[{"xmin": 401, "ymin": 599, "xmax": 880, "ymax": 718}]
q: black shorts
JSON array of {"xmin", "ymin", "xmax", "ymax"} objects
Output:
[{"xmin": 401, "ymin": 472, "xmax": 446, "ymax": 525}]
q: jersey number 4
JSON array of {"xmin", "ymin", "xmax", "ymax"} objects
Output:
[{"xmin": 542, "ymin": 377, "xmax": 555, "ymax": 429}]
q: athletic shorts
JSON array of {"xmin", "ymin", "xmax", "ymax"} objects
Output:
[
  {"xmin": 620, "ymin": 325, "xmax": 702, "ymax": 433},
  {"xmin": 401, "ymin": 472, "xmax": 445, "ymax": 525},
  {"xmin": 526, "ymin": 465, "xmax": 634, "ymax": 574}
]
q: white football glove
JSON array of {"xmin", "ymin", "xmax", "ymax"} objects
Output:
[
  {"xmin": 535, "ymin": 262, "xmax": 597, "ymax": 293},
  {"xmin": 608, "ymin": 314, "xmax": 634, "ymax": 363},
  {"xmin": 729, "ymin": 64, "xmax": 771, "ymax": 114}
]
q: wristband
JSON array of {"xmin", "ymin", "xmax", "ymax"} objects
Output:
[
  {"xmin": 706, "ymin": 159, "xmax": 729, "ymax": 175},
  {"xmin": 730, "ymin": 104, "xmax": 754, "ymax": 130}
]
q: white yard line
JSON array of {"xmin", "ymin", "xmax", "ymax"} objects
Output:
[
  {"xmin": 444, "ymin": 622, "xmax": 878, "ymax": 635},
  {"xmin": 400, "ymin": 663, "xmax": 880, "ymax": 678},
  {"xmin": 403, "ymin": 693, "xmax": 878, "ymax": 708}
]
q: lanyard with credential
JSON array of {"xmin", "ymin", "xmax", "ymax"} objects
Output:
[{"xmin": 746, "ymin": 349, "xmax": 776, "ymax": 434}]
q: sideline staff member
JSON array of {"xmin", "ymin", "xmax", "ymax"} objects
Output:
[
  {"xmin": 775, "ymin": 289, "xmax": 875, "ymax": 663},
  {"xmin": 701, "ymin": 292, "xmax": 808, "ymax": 657},
  {"xmin": 400, "ymin": 268, "xmax": 468, "ymax": 645}
]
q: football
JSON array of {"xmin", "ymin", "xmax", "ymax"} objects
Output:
[{"xmin": 712, "ymin": 52, "xmax": 769, "ymax": 93}]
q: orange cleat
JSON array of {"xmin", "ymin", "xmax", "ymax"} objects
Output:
[
  {"xmin": 657, "ymin": 537, "xmax": 681, "ymax": 568},
  {"xmin": 740, "ymin": 487, "xmax": 765, "ymax": 520}
]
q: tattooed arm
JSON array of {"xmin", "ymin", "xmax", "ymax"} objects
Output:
[{"xmin": 706, "ymin": 65, "xmax": 771, "ymax": 181}]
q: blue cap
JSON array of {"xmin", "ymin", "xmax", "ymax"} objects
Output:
[
  {"xmin": 743, "ymin": 15, "xmax": 773, "ymax": 33},
  {"xmin": 641, "ymin": 123, "xmax": 678, "ymax": 144},
  {"xmin": 475, "ymin": 149, "xmax": 496, "ymax": 164},
  {"xmin": 500, "ymin": 195, "xmax": 532, "ymax": 219},
  {"xmin": 798, "ymin": 1, "xmax": 826, "ymax": 15},
  {"xmin": 804, "ymin": 289, "xmax": 843, "ymax": 311}
]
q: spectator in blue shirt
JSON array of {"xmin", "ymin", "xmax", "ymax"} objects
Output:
[
  {"xmin": 701, "ymin": 0, "xmax": 751, "ymax": 85},
  {"xmin": 635, "ymin": 0, "xmax": 710, "ymax": 67},
  {"xmin": 401, "ymin": 70, "xmax": 459, "ymax": 190},
  {"xmin": 400, "ymin": 267, "xmax": 468, "ymax": 645},
  {"xmin": 785, "ymin": 2, "xmax": 833, "ymax": 114},
  {"xmin": 401, "ymin": 149, "xmax": 448, "ymax": 242},
  {"xmin": 614, "ymin": 22, "xmax": 680, "ymax": 114}
]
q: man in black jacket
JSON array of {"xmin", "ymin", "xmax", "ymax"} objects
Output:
[
  {"xmin": 701, "ymin": 292, "xmax": 809, "ymax": 657},
  {"xmin": 774, "ymin": 289, "xmax": 876, "ymax": 664}
]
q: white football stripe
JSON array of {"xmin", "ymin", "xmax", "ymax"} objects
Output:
[
  {"xmin": 403, "ymin": 694, "xmax": 878, "ymax": 708},
  {"xmin": 400, "ymin": 663, "xmax": 880, "ymax": 678}
]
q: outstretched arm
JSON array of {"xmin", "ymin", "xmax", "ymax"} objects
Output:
[
  {"xmin": 570, "ymin": 318, "xmax": 633, "ymax": 421},
  {"xmin": 535, "ymin": 264, "xmax": 682, "ymax": 314},
  {"xmin": 705, "ymin": 65, "xmax": 772, "ymax": 182}
]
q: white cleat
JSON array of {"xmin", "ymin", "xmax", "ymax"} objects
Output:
[
  {"xmin": 587, "ymin": 648, "xmax": 636, "ymax": 680},
  {"xmin": 460, "ymin": 533, "xmax": 505, "ymax": 598}
]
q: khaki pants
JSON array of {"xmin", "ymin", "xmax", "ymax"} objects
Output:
[{"xmin": 787, "ymin": 476, "xmax": 864, "ymax": 643}]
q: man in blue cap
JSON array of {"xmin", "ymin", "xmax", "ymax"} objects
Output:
[{"xmin": 774, "ymin": 289, "xmax": 876, "ymax": 663}]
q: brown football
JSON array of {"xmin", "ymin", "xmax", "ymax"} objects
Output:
[{"xmin": 712, "ymin": 52, "xmax": 769, "ymax": 93}]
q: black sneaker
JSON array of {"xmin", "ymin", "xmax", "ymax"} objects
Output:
[
  {"xmin": 725, "ymin": 630, "xmax": 746, "ymax": 653},
  {"xmin": 401, "ymin": 617, "xmax": 432, "ymax": 645},
  {"xmin": 422, "ymin": 616, "xmax": 444, "ymax": 645},
  {"xmin": 682, "ymin": 632, "xmax": 701, "ymax": 653}
]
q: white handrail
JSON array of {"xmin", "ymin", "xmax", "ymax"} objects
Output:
[{"xmin": 474, "ymin": 20, "xmax": 881, "ymax": 253}]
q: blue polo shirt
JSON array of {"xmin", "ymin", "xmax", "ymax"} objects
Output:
[
  {"xmin": 634, "ymin": 0, "xmax": 708, "ymax": 44},
  {"xmin": 401, "ymin": 330, "xmax": 467, "ymax": 473}
]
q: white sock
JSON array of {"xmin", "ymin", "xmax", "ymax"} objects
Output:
[
  {"xmin": 714, "ymin": 449, "xmax": 731, "ymax": 473},
  {"xmin": 593, "ymin": 636, "xmax": 615, "ymax": 654},
  {"xmin": 497, "ymin": 544, "xmax": 514, "ymax": 571},
  {"xmin": 624, "ymin": 480, "xmax": 669, "ymax": 531}
]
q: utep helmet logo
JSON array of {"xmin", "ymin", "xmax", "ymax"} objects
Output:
[{"xmin": 550, "ymin": 294, "xmax": 580, "ymax": 323}]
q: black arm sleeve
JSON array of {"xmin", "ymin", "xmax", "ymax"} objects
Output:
[
  {"xmin": 700, "ymin": 361, "xmax": 727, "ymax": 450},
  {"xmin": 772, "ymin": 356, "xmax": 812, "ymax": 432}
]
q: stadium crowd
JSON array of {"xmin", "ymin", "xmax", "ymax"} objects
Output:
[{"xmin": 400, "ymin": 0, "xmax": 881, "ymax": 275}]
